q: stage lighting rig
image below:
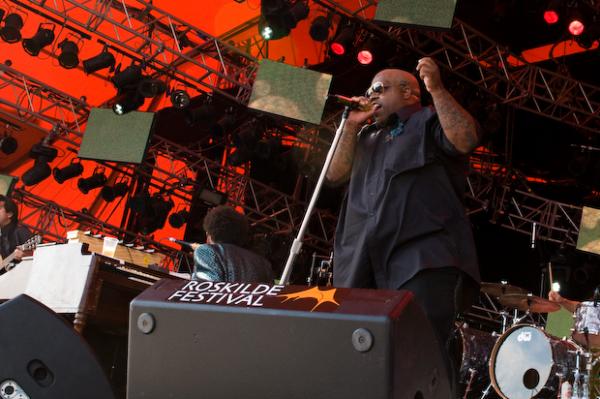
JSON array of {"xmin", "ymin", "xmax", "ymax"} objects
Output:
[
  {"xmin": 22, "ymin": 141, "xmax": 58, "ymax": 186},
  {"xmin": 83, "ymin": 47, "xmax": 116, "ymax": 74},
  {"xmin": 22, "ymin": 23, "xmax": 55, "ymax": 56},
  {"xmin": 0, "ymin": 13, "xmax": 23, "ymax": 43}
]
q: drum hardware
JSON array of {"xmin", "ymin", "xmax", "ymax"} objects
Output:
[
  {"xmin": 306, "ymin": 252, "xmax": 333, "ymax": 287},
  {"xmin": 498, "ymin": 293, "xmax": 561, "ymax": 314},
  {"xmin": 481, "ymin": 282, "xmax": 529, "ymax": 299}
]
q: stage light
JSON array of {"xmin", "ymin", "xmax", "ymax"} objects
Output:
[
  {"xmin": 111, "ymin": 64, "xmax": 142, "ymax": 90},
  {"xmin": 57, "ymin": 39, "xmax": 80, "ymax": 69},
  {"xmin": 83, "ymin": 48, "xmax": 116, "ymax": 74},
  {"xmin": 330, "ymin": 25, "xmax": 354, "ymax": 56},
  {"xmin": 357, "ymin": 36, "xmax": 381, "ymax": 65},
  {"xmin": 170, "ymin": 89, "xmax": 190, "ymax": 109},
  {"xmin": 259, "ymin": 0, "xmax": 309, "ymax": 40},
  {"xmin": 309, "ymin": 16, "xmax": 331, "ymax": 42},
  {"xmin": 544, "ymin": 10, "xmax": 559, "ymax": 24},
  {"xmin": 77, "ymin": 168, "xmax": 107, "ymax": 194},
  {"xmin": 568, "ymin": 19, "xmax": 585, "ymax": 36},
  {"xmin": 101, "ymin": 181, "xmax": 129, "ymax": 202},
  {"xmin": 138, "ymin": 78, "xmax": 167, "ymax": 98},
  {"xmin": 0, "ymin": 13, "xmax": 23, "ymax": 43},
  {"xmin": 52, "ymin": 160, "xmax": 83, "ymax": 184},
  {"xmin": 168, "ymin": 209, "xmax": 189, "ymax": 228},
  {"xmin": 113, "ymin": 90, "xmax": 145, "ymax": 115},
  {"xmin": 0, "ymin": 136, "xmax": 17, "ymax": 154},
  {"xmin": 22, "ymin": 142, "xmax": 57, "ymax": 186},
  {"xmin": 22, "ymin": 23, "xmax": 55, "ymax": 56}
]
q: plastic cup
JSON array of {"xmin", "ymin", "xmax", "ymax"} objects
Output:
[{"xmin": 102, "ymin": 236, "xmax": 119, "ymax": 257}]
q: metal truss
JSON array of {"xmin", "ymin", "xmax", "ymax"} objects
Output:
[
  {"xmin": 0, "ymin": 63, "xmax": 88, "ymax": 144},
  {"xmin": 466, "ymin": 158, "xmax": 582, "ymax": 247},
  {"xmin": 17, "ymin": 0, "xmax": 259, "ymax": 104},
  {"xmin": 12, "ymin": 187, "xmax": 181, "ymax": 268},
  {"xmin": 316, "ymin": 0, "xmax": 600, "ymax": 135},
  {"xmin": 2, "ymin": 61, "xmax": 338, "ymax": 254}
]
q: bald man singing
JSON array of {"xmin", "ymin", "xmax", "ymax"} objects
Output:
[{"xmin": 327, "ymin": 58, "xmax": 481, "ymax": 396}]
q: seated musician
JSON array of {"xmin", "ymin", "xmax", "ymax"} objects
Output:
[
  {"xmin": 548, "ymin": 290, "xmax": 581, "ymax": 313},
  {"xmin": 0, "ymin": 195, "xmax": 34, "ymax": 274},
  {"xmin": 190, "ymin": 205, "xmax": 274, "ymax": 283}
]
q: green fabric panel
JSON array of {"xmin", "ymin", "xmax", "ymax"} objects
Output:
[
  {"xmin": 79, "ymin": 108, "xmax": 155, "ymax": 164},
  {"xmin": 375, "ymin": 0, "xmax": 457, "ymax": 29},
  {"xmin": 248, "ymin": 59, "xmax": 332, "ymax": 125}
]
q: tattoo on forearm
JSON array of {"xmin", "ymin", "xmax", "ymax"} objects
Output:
[{"xmin": 432, "ymin": 90, "xmax": 479, "ymax": 153}]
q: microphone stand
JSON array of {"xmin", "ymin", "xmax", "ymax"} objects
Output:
[{"xmin": 279, "ymin": 106, "xmax": 352, "ymax": 285}]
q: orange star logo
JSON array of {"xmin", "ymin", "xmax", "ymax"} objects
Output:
[{"xmin": 278, "ymin": 286, "xmax": 340, "ymax": 311}]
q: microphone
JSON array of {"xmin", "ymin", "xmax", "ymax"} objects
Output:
[
  {"xmin": 594, "ymin": 286, "xmax": 600, "ymax": 307},
  {"xmin": 328, "ymin": 94, "xmax": 371, "ymax": 111},
  {"xmin": 168, "ymin": 237, "xmax": 196, "ymax": 248}
]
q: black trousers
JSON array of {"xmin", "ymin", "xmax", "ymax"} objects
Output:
[{"xmin": 399, "ymin": 267, "xmax": 480, "ymax": 398}]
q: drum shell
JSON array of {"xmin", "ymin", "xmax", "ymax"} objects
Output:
[
  {"xmin": 573, "ymin": 301, "xmax": 600, "ymax": 348},
  {"xmin": 454, "ymin": 325, "xmax": 496, "ymax": 385}
]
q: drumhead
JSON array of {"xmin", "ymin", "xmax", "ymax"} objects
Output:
[{"xmin": 489, "ymin": 325, "xmax": 553, "ymax": 399}]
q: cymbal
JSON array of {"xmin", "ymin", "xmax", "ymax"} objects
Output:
[
  {"xmin": 481, "ymin": 282, "xmax": 528, "ymax": 298},
  {"xmin": 498, "ymin": 293, "xmax": 561, "ymax": 313}
]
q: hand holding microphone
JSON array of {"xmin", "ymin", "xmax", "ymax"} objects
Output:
[{"xmin": 329, "ymin": 94, "xmax": 372, "ymax": 112}]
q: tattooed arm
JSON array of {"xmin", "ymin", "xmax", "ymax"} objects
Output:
[
  {"xmin": 326, "ymin": 97, "xmax": 373, "ymax": 185},
  {"xmin": 416, "ymin": 57, "xmax": 479, "ymax": 154}
]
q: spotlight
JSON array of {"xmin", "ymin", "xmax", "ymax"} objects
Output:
[
  {"xmin": 0, "ymin": 13, "xmax": 24, "ymax": 43},
  {"xmin": 22, "ymin": 24, "xmax": 55, "ymax": 56},
  {"xmin": 101, "ymin": 181, "xmax": 129, "ymax": 202},
  {"xmin": 330, "ymin": 25, "xmax": 354, "ymax": 56},
  {"xmin": 543, "ymin": 0, "xmax": 561, "ymax": 25},
  {"xmin": 259, "ymin": 0, "xmax": 309, "ymax": 40},
  {"xmin": 170, "ymin": 89, "xmax": 191, "ymax": 109},
  {"xmin": 111, "ymin": 64, "xmax": 142, "ymax": 90},
  {"xmin": 0, "ymin": 136, "xmax": 17, "ymax": 154},
  {"xmin": 22, "ymin": 142, "xmax": 57, "ymax": 186},
  {"xmin": 52, "ymin": 160, "xmax": 83, "ymax": 184},
  {"xmin": 147, "ymin": 193, "xmax": 174, "ymax": 231},
  {"xmin": 309, "ymin": 16, "xmax": 331, "ymax": 42},
  {"xmin": 357, "ymin": 36, "xmax": 382, "ymax": 65},
  {"xmin": 168, "ymin": 209, "xmax": 189, "ymax": 228},
  {"xmin": 77, "ymin": 169, "xmax": 107, "ymax": 194},
  {"xmin": 568, "ymin": 19, "xmax": 585, "ymax": 36},
  {"xmin": 138, "ymin": 79, "xmax": 167, "ymax": 98},
  {"xmin": 57, "ymin": 39, "xmax": 79, "ymax": 69},
  {"xmin": 113, "ymin": 90, "xmax": 144, "ymax": 115},
  {"xmin": 83, "ymin": 49, "xmax": 115, "ymax": 74}
]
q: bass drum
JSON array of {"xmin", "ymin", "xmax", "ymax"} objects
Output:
[
  {"xmin": 489, "ymin": 324, "xmax": 580, "ymax": 399},
  {"xmin": 453, "ymin": 324, "xmax": 496, "ymax": 395}
]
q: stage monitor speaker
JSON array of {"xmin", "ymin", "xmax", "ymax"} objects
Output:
[
  {"xmin": 0, "ymin": 294, "xmax": 115, "ymax": 399},
  {"xmin": 128, "ymin": 279, "xmax": 451, "ymax": 399}
]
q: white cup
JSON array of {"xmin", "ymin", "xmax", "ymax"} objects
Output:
[{"xmin": 102, "ymin": 236, "xmax": 119, "ymax": 257}]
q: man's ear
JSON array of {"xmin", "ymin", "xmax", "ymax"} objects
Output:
[{"xmin": 6, "ymin": 211, "xmax": 14, "ymax": 222}]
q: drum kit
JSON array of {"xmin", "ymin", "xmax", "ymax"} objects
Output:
[{"xmin": 457, "ymin": 281, "xmax": 600, "ymax": 399}]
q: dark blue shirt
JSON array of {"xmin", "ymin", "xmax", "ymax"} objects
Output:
[{"xmin": 333, "ymin": 104, "xmax": 480, "ymax": 289}]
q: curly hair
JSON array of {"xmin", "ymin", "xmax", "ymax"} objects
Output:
[{"xmin": 203, "ymin": 206, "xmax": 249, "ymax": 247}]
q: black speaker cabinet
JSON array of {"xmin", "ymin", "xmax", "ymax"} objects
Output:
[
  {"xmin": 0, "ymin": 294, "xmax": 115, "ymax": 399},
  {"xmin": 128, "ymin": 279, "xmax": 451, "ymax": 399}
]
